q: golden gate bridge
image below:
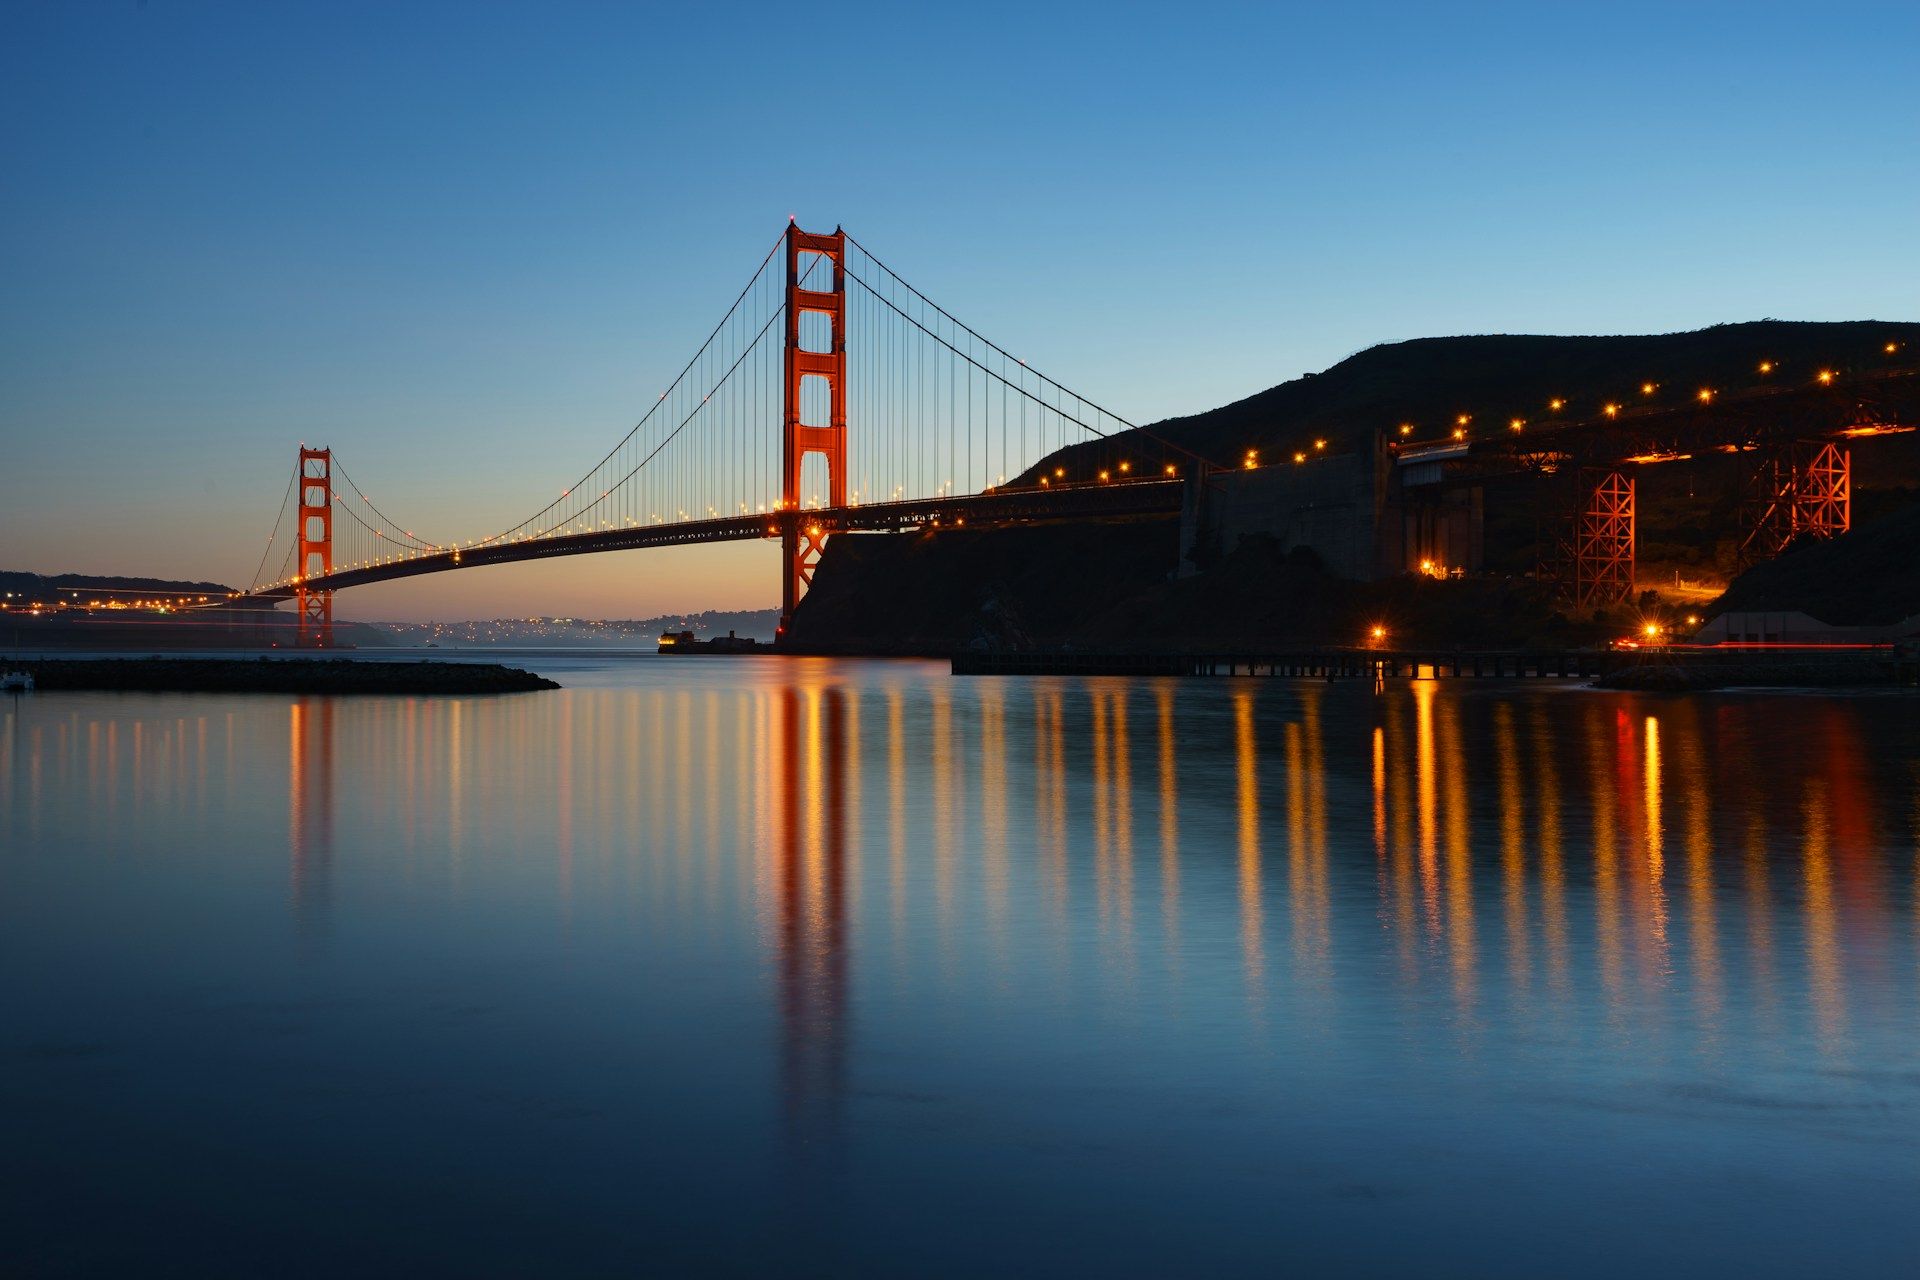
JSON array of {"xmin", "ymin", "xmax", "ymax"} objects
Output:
[
  {"xmin": 236, "ymin": 222, "xmax": 1201, "ymax": 646},
  {"xmin": 223, "ymin": 222, "xmax": 1920, "ymax": 646}
]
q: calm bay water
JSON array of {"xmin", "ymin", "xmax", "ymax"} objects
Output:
[{"xmin": 3, "ymin": 656, "xmax": 1918, "ymax": 1276}]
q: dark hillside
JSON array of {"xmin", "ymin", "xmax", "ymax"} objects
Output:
[
  {"xmin": 786, "ymin": 523, "xmax": 1597, "ymax": 655},
  {"xmin": 1026, "ymin": 320, "xmax": 1916, "ymax": 480},
  {"xmin": 1712, "ymin": 499, "xmax": 1920, "ymax": 626}
]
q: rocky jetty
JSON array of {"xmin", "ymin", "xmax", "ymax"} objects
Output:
[{"xmin": 9, "ymin": 658, "xmax": 559, "ymax": 694}]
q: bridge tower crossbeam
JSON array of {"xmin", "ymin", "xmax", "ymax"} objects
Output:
[
  {"xmin": 295, "ymin": 447, "xmax": 334, "ymax": 647},
  {"xmin": 779, "ymin": 222, "xmax": 847, "ymax": 636}
]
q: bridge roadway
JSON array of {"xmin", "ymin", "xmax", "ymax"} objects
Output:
[
  {"xmin": 240, "ymin": 476, "xmax": 1186, "ymax": 604},
  {"xmin": 1394, "ymin": 365, "xmax": 1920, "ymax": 482}
]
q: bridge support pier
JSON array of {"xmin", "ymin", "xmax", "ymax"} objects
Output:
[
  {"xmin": 1739, "ymin": 440, "xmax": 1849, "ymax": 566},
  {"xmin": 779, "ymin": 223, "xmax": 847, "ymax": 638},
  {"xmin": 1558, "ymin": 467, "xmax": 1635, "ymax": 610},
  {"xmin": 295, "ymin": 447, "xmax": 334, "ymax": 647}
]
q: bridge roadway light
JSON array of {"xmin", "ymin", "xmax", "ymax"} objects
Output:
[
  {"xmin": 1603, "ymin": 403, "xmax": 1620, "ymax": 418},
  {"xmin": 1887, "ymin": 342, "xmax": 1900, "ymax": 354},
  {"xmin": 1293, "ymin": 451, "xmax": 1306, "ymax": 463},
  {"xmin": 1697, "ymin": 388, "xmax": 1714, "ymax": 403},
  {"xmin": 1510, "ymin": 419, "xmax": 1524, "ymax": 432},
  {"xmin": 1399, "ymin": 423, "xmax": 1413, "ymax": 436},
  {"xmin": 1758, "ymin": 360, "xmax": 1774, "ymax": 374},
  {"xmin": 1641, "ymin": 382, "xmax": 1657, "ymax": 396},
  {"xmin": 1314, "ymin": 438, "xmax": 1326, "ymax": 451},
  {"xmin": 1818, "ymin": 369, "xmax": 1835, "ymax": 385},
  {"xmin": 1452, "ymin": 427, "xmax": 1466, "ymax": 440},
  {"xmin": 1549, "ymin": 398, "xmax": 1565, "ymax": 411}
]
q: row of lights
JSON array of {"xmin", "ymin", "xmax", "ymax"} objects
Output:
[{"xmin": 1400, "ymin": 344, "xmax": 1903, "ymax": 445}]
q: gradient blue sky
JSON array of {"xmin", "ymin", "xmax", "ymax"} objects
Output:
[{"xmin": 3, "ymin": 0, "xmax": 1915, "ymax": 619}]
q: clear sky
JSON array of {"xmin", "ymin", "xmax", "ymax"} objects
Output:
[{"xmin": 3, "ymin": 0, "xmax": 1915, "ymax": 620}]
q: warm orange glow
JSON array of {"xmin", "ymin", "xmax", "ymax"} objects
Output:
[
  {"xmin": 1643, "ymin": 622, "xmax": 1661, "ymax": 638},
  {"xmin": 1399, "ymin": 423, "xmax": 1414, "ymax": 436},
  {"xmin": 1641, "ymin": 382, "xmax": 1656, "ymax": 395},
  {"xmin": 1456, "ymin": 414, "xmax": 1470, "ymax": 426},
  {"xmin": 1549, "ymin": 398, "xmax": 1565, "ymax": 411},
  {"xmin": 1119, "ymin": 460, "xmax": 1131, "ymax": 472},
  {"xmin": 1370, "ymin": 625, "xmax": 1386, "ymax": 641},
  {"xmin": 1603, "ymin": 403, "xmax": 1620, "ymax": 418},
  {"xmin": 1039, "ymin": 476, "xmax": 1050, "ymax": 485},
  {"xmin": 1054, "ymin": 466, "xmax": 1065, "ymax": 477},
  {"xmin": 1758, "ymin": 360, "xmax": 1774, "ymax": 374},
  {"xmin": 1451, "ymin": 427, "xmax": 1466, "ymax": 440},
  {"xmin": 1293, "ymin": 451, "xmax": 1306, "ymax": 463},
  {"xmin": 1164, "ymin": 463, "xmax": 1177, "ymax": 475},
  {"xmin": 1818, "ymin": 369, "xmax": 1835, "ymax": 385},
  {"xmin": 1098, "ymin": 469, "xmax": 1110, "ymax": 481},
  {"xmin": 1509, "ymin": 418, "xmax": 1524, "ymax": 432},
  {"xmin": 1697, "ymin": 388, "xmax": 1713, "ymax": 403},
  {"xmin": 1886, "ymin": 342, "xmax": 1899, "ymax": 354},
  {"xmin": 1314, "ymin": 438, "xmax": 1327, "ymax": 450}
]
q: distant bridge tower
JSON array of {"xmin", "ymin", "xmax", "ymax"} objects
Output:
[
  {"xmin": 779, "ymin": 222, "xmax": 848, "ymax": 636},
  {"xmin": 296, "ymin": 447, "xmax": 334, "ymax": 647}
]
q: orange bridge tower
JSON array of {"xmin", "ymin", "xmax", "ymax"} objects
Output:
[
  {"xmin": 779, "ymin": 222, "xmax": 848, "ymax": 636},
  {"xmin": 295, "ymin": 447, "xmax": 334, "ymax": 647}
]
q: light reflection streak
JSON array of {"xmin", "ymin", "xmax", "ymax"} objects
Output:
[
  {"xmin": 1494, "ymin": 704, "xmax": 1530, "ymax": 1000},
  {"xmin": 1528, "ymin": 705, "xmax": 1570, "ymax": 1000},
  {"xmin": 1801, "ymin": 780, "xmax": 1846, "ymax": 1054},
  {"xmin": 1156, "ymin": 684, "xmax": 1180, "ymax": 953},
  {"xmin": 1643, "ymin": 714, "xmax": 1670, "ymax": 967},
  {"xmin": 1233, "ymin": 686, "xmax": 1264, "ymax": 997}
]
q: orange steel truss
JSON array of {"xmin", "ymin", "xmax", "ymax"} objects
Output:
[
  {"xmin": 1565, "ymin": 468, "xmax": 1635, "ymax": 609},
  {"xmin": 1739, "ymin": 440, "xmax": 1850, "ymax": 565},
  {"xmin": 295, "ymin": 447, "xmax": 334, "ymax": 647},
  {"xmin": 779, "ymin": 223, "xmax": 847, "ymax": 635}
]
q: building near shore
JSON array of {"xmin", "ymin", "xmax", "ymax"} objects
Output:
[{"xmin": 1695, "ymin": 610, "xmax": 1920, "ymax": 645}]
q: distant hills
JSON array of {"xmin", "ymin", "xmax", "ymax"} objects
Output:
[
  {"xmin": 378, "ymin": 609, "xmax": 781, "ymax": 646},
  {"xmin": 0, "ymin": 570, "xmax": 235, "ymax": 606}
]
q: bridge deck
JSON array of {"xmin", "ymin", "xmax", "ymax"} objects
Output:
[{"xmin": 241, "ymin": 477, "xmax": 1184, "ymax": 603}]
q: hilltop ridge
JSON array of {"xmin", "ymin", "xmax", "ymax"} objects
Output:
[{"xmin": 1027, "ymin": 319, "xmax": 1915, "ymax": 479}]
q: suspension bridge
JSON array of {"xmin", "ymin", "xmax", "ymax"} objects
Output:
[
  {"xmin": 220, "ymin": 223, "xmax": 1919, "ymax": 650},
  {"xmin": 235, "ymin": 223, "xmax": 1198, "ymax": 647}
]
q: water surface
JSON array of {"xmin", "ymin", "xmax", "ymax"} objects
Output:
[{"xmin": 4, "ymin": 658, "xmax": 1917, "ymax": 1275}]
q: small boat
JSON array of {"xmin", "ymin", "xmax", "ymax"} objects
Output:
[{"xmin": 1, "ymin": 670, "xmax": 33, "ymax": 692}]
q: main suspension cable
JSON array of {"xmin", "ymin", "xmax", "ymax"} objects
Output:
[
  {"xmin": 479, "ymin": 229, "xmax": 788, "ymax": 547},
  {"xmin": 248, "ymin": 463, "xmax": 298, "ymax": 591}
]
